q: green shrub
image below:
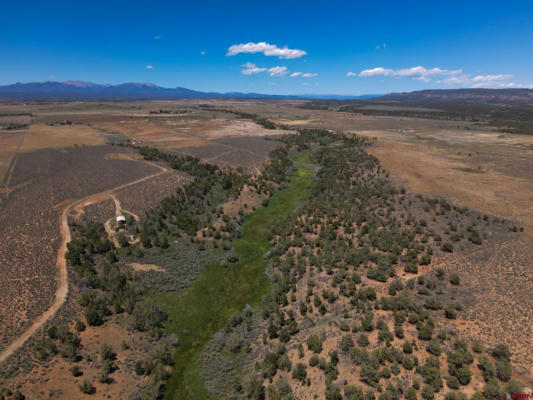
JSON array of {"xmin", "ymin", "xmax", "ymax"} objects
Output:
[
  {"xmin": 421, "ymin": 385, "xmax": 435, "ymax": 400},
  {"xmin": 449, "ymin": 273, "xmax": 460, "ymax": 285},
  {"xmin": 340, "ymin": 335, "xmax": 354, "ymax": 353},
  {"xmin": 496, "ymin": 359, "xmax": 512, "ymax": 381},
  {"xmin": 445, "ymin": 305, "xmax": 457, "ymax": 319},
  {"xmin": 468, "ymin": 230, "xmax": 483, "ymax": 245},
  {"xmin": 403, "ymin": 341, "xmax": 413, "ymax": 354},
  {"xmin": 405, "ymin": 388, "xmax": 417, "ymax": 400},
  {"xmin": 360, "ymin": 363, "xmax": 379, "ymax": 387},
  {"xmin": 84, "ymin": 306, "xmax": 103, "ymax": 326},
  {"xmin": 482, "ymin": 379, "xmax": 502, "ymax": 399},
  {"xmin": 456, "ymin": 367, "xmax": 472, "ymax": 385},
  {"xmin": 426, "ymin": 340, "xmax": 441, "ymax": 356},
  {"xmin": 491, "ymin": 344, "xmax": 511, "ymax": 360},
  {"xmin": 307, "ymin": 334, "xmax": 323, "ymax": 354},
  {"xmin": 326, "ymin": 386, "xmax": 343, "ymax": 400},
  {"xmin": 362, "ymin": 311, "xmax": 374, "ymax": 332},
  {"xmin": 472, "ymin": 341, "xmax": 483, "ymax": 353},
  {"xmin": 418, "ymin": 324, "xmax": 433, "ymax": 341},
  {"xmin": 135, "ymin": 360, "xmax": 145, "ymax": 375},
  {"xmin": 292, "ymin": 363, "xmax": 307, "ymax": 383},
  {"xmin": 75, "ymin": 319, "xmax": 86, "ymax": 332},
  {"xmin": 441, "ymin": 242, "xmax": 454, "ymax": 253},
  {"xmin": 357, "ymin": 335, "xmax": 369, "ymax": 347},
  {"xmin": 445, "ymin": 375, "xmax": 460, "ymax": 390},
  {"xmin": 79, "ymin": 379, "xmax": 95, "ymax": 394},
  {"xmin": 100, "ymin": 343, "xmax": 115, "ymax": 361}
]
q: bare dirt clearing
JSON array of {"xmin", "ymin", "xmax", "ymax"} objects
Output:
[{"xmin": 129, "ymin": 262, "xmax": 165, "ymax": 272}]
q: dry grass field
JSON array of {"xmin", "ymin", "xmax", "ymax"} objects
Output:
[
  {"xmin": 364, "ymin": 132, "xmax": 533, "ymax": 229},
  {"xmin": 20, "ymin": 124, "xmax": 108, "ymax": 152}
]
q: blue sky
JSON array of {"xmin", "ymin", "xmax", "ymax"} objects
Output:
[{"xmin": 1, "ymin": 0, "xmax": 532, "ymax": 94}]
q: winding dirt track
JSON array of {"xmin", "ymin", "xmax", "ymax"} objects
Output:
[
  {"xmin": 0, "ymin": 160, "xmax": 168, "ymax": 365},
  {"xmin": 104, "ymin": 194, "xmax": 141, "ymax": 247}
]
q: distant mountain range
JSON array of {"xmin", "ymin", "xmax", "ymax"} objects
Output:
[
  {"xmin": 2, "ymin": 82, "xmax": 531, "ymax": 105},
  {"xmin": 379, "ymin": 88, "xmax": 533, "ymax": 104},
  {"xmin": 0, "ymin": 81, "xmax": 380, "ymax": 101}
]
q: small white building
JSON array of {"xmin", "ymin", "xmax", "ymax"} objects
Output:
[{"xmin": 116, "ymin": 215, "xmax": 126, "ymax": 223}]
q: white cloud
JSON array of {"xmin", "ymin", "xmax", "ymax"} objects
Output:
[
  {"xmin": 227, "ymin": 42, "xmax": 306, "ymax": 59},
  {"xmin": 376, "ymin": 43, "xmax": 387, "ymax": 49},
  {"xmin": 358, "ymin": 66, "xmax": 462, "ymax": 81},
  {"xmin": 267, "ymin": 66, "xmax": 288, "ymax": 76},
  {"xmin": 241, "ymin": 62, "xmax": 267, "ymax": 75},
  {"xmin": 359, "ymin": 67, "xmax": 394, "ymax": 77},
  {"xmin": 470, "ymin": 74, "xmax": 514, "ymax": 87},
  {"xmin": 471, "ymin": 74, "xmax": 513, "ymax": 82},
  {"xmin": 397, "ymin": 66, "xmax": 462, "ymax": 77},
  {"xmin": 440, "ymin": 75, "xmax": 471, "ymax": 85},
  {"xmin": 241, "ymin": 62, "xmax": 288, "ymax": 76},
  {"xmin": 145, "ymin": 65, "xmax": 153, "ymax": 69},
  {"xmin": 441, "ymin": 73, "xmax": 532, "ymax": 88},
  {"xmin": 356, "ymin": 65, "xmax": 529, "ymax": 88},
  {"xmin": 291, "ymin": 72, "xmax": 317, "ymax": 78},
  {"xmin": 200, "ymin": 50, "xmax": 206, "ymax": 55},
  {"xmin": 153, "ymin": 35, "xmax": 160, "ymax": 40}
]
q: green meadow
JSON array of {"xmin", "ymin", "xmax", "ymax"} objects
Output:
[{"xmin": 156, "ymin": 153, "xmax": 317, "ymax": 399}]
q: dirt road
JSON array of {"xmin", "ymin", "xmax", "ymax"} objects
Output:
[
  {"xmin": 0, "ymin": 160, "xmax": 168, "ymax": 365},
  {"xmin": 103, "ymin": 194, "xmax": 141, "ymax": 247}
]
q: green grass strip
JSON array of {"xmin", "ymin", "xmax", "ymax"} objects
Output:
[{"xmin": 156, "ymin": 153, "xmax": 317, "ymax": 399}]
